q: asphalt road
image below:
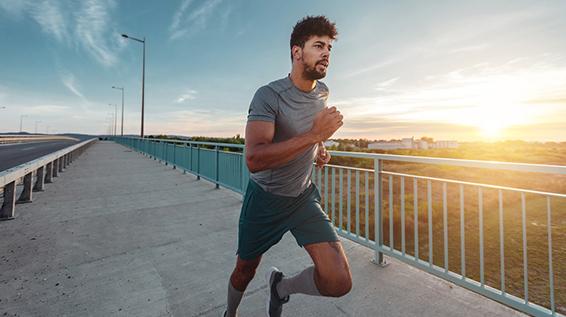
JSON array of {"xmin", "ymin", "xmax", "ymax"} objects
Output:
[{"xmin": 0, "ymin": 140, "xmax": 80, "ymax": 172}]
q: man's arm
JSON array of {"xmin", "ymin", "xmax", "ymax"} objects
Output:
[{"xmin": 245, "ymin": 106, "xmax": 343, "ymax": 173}]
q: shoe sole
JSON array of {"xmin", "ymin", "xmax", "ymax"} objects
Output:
[{"xmin": 265, "ymin": 266, "xmax": 278, "ymax": 317}]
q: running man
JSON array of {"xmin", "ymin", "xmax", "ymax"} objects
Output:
[{"xmin": 224, "ymin": 16, "xmax": 351, "ymax": 317}]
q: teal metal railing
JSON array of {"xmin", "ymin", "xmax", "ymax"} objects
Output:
[
  {"xmin": 114, "ymin": 137, "xmax": 249, "ymax": 194},
  {"xmin": 113, "ymin": 136, "xmax": 565, "ymax": 317}
]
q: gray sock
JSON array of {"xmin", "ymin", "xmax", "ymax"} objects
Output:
[
  {"xmin": 226, "ymin": 281, "xmax": 243, "ymax": 317},
  {"xmin": 276, "ymin": 266, "xmax": 321, "ymax": 298}
]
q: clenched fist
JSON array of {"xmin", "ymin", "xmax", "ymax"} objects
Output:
[{"xmin": 310, "ymin": 106, "xmax": 343, "ymax": 143}]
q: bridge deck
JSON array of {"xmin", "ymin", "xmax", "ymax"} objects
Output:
[{"xmin": 0, "ymin": 141, "xmax": 525, "ymax": 316}]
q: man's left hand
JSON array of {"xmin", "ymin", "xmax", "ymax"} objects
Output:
[{"xmin": 315, "ymin": 142, "xmax": 331, "ymax": 169}]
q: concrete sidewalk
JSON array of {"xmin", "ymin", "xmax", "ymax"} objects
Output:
[{"xmin": 0, "ymin": 141, "xmax": 525, "ymax": 316}]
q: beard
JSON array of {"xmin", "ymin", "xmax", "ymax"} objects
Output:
[{"xmin": 302, "ymin": 60, "xmax": 327, "ymax": 80}]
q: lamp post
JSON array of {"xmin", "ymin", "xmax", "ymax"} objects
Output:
[
  {"xmin": 121, "ymin": 33, "xmax": 145, "ymax": 138},
  {"xmin": 19, "ymin": 115, "xmax": 27, "ymax": 133},
  {"xmin": 112, "ymin": 86, "xmax": 124, "ymax": 136},
  {"xmin": 108, "ymin": 104, "xmax": 117, "ymax": 136},
  {"xmin": 106, "ymin": 112, "xmax": 114, "ymax": 136},
  {"xmin": 34, "ymin": 121, "xmax": 41, "ymax": 134}
]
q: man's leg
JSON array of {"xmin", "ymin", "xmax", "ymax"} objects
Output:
[
  {"xmin": 226, "ymin": 255, "xmax": 262, "ymax": 317},
  {"xmin": 276, "ymin": 241, "xmax": 352, "ymax": 298}
]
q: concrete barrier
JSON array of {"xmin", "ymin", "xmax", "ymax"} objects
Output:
[{"xmin": 0, "ymin": 138, "xmax": 96, "ymax": 220}]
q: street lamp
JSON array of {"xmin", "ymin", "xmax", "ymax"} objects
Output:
[
  {"xmin": 121, "ymin": 33, "xmax": 145, "ymax": 138},
  {"xmin": 108, "ymin": 104, "xmax": 117, "ymax": 136},
  {"xmin": 34, "ymin": 120, "xmax": 41, "ymax": 134},
  {"xmin": 19, "ymin": 115, "xmax": 27, "ymax": 133},
  {"xmin": 105, "ymin": 113, "xmax": 114, "ymax": 135},
  {"xmin": 112, "ymin": 86, "xmax": 125, "ymax": 136}
]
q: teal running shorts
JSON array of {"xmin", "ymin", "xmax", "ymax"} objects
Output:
[{"xmin": 237, "ymin": 179, "xmax": 339, "ymax": 260}]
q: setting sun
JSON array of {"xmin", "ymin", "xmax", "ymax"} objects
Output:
[
  {"xmin": 478, "ymin": 120, "xmax": 501, "ymax": 138},
  {"xmin": 429, "ymin": 70, "xmax": 544, "ymax": 140}
]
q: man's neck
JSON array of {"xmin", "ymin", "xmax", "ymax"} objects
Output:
[{"xmin": 289, "ymin": 69, "xmax": 316, "ymax": 92}]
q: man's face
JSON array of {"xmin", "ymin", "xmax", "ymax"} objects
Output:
[{"xmin": 294, "ymin": 35, "xmax": 333, "ymax": 80}]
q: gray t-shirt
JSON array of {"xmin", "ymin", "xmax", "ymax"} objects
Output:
[{"xmin": 247, "ymin": 76, "xmax": 329, "ymax": 197}]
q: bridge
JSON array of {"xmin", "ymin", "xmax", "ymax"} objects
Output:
[{"xmin": 1, "ymin": 138, "xmax": 564, "ymax": 316}]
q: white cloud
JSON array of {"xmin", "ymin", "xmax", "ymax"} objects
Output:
[
  {"xmin": 375, "ymin": 77, "xmax": 399, "ymax": 90},
  {"xmin": 169, "ymin": 0, "xmax": 223, "ymax": 40},
  {"xmin": 170, "ymin": 0, "xmax": 194, "ymax": 32},
  {"xmin": 175, "ymin": 90, "xmax": 198, "ymax": 103},
  {"xmin": 447, "ymin": 44, "xmax": 489, "ymax": 54},
  {"xmin": 60, "ymin": 72, "xmax": 84, "ymax": 98},
  {"xmin": 344, "ymin": 57, "xmax": 400, "ymax": 79},
  {"xmin": 0, "ymin": 0, "xmax": 122, "ymax": 67},
  {"xmin": 344, "ymin": 8, "xmax": 553, "ymax": 81},
  {"xmin": 0, "ymin": 0, "xmax": 29, "ymax": 17},
  {"xmin": 149, "ymin": 109, "xmax": 245, "ymax": 137},
  {"xmin": 31, "ymin": 0, "xmax": 69, "ymax": 43},
  {"xmin": 334, "ymin": 61, "xmax": 566, "ymax": 134},
  {"xmin": 75, "ymin": 0, "xmax": 120, "ymax": 67},
  {"xmin": 27, "ymin": 104, "xmax": 69, "ymax": 115}
]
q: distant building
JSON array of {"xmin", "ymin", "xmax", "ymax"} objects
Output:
[
  {"xmin": 418, "ymin": 140, "xmax": 429, "ymax": 150},
  {"xmin": 323, "ymin": 140, "xmax": 340, "ymax": 148},
  {"xmin": 368, "ymin": 141, "xmax": 403, "ymax": 150},
  {"xmin": 368, "ymin": 137, "xmax": 458, "ymax": 150},
  {"xmin": 369, "ymin": 137, "xmax": 415, "ymax": 150},
  {"xmin": 432, "ymin": 140, "xmax": 459, "ymax": 148},
  {"xmin": 401, "ymin": 137, "xmax": 414, "ymax": 149}
]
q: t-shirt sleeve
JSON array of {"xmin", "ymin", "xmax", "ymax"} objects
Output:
[{"xmin": 247, "ymin": 86, "xmax": 278, "ymax": 122}]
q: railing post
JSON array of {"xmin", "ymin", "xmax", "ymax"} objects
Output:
[
  {"xmin": 189, "ymin": 143, "xmax": 193, "ymax": 172},
  {"xmin": 58, "ymin": 157, "xmax": 64, "ymax": 173},
  {"xmin": 34, "ymin": 166, "xmax": 45, "ymax": 191},
  {"xmin": 197, "ymin": 145, "xmax": 200, "ymax": 180},
  {"xmin": 164, "ymin": 142, "xmax": 168, "ymax": 166},
  {"xmin": 182, "ymin": 143, "xmax": 188, "ymax": 174},
  {"xmin": 172, "ymin": 144, "xmax": 176, "ymax": 169},
  {"xmin": 372, "ymin": 158, "xmax": 387, "ymax": 266},
  {"xmin": 45, "ymin": 162, "xmax": 53, "ymax": 183},
  {"xmin": 17, "ymin": 172, "xmax": 33, "ymax": 203},
  {"xmin": 53, "ymin": 159, "xmax": 59, "ymax": 177},
  {"xmin": 215, "ymin": 146, "xmax": 220, "ymax": 189},
  {"xmin": 0, "ymin": 181, "xmax": 16, "ymax": 220},
  {"xmin": 153, "ymin": 141, "xmax": 157, "ymax": 160}
]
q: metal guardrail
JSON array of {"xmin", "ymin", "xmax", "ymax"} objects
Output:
[
  {"xmin": 0, "ymin": 135, "xmax": 78, "ymax": 144},
  {"xmin": 0, "ymin": 138, "xmax": 97, "ymax": 220},
  {"xmin": 113, "ymin": 136, "xmax": 565, "ymax": 317}
]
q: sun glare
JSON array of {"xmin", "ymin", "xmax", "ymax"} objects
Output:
[
  {"xmin": 456, "ymin": 75, "xmax": 534, "ymax": 140},
  {"xmin": 478, "ymin": 119, "xmax": 503, "ymax": 139}
]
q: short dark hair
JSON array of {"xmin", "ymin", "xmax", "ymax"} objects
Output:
[{"xmin": 290, "ymin": 15, "xmax": 338, "ymax": 52}]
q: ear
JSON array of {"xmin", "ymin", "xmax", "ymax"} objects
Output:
[{"xmin": 292, "ymin": 45, "xmax": 302, "ymax": 61}]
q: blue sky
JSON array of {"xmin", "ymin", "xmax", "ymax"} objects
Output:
[{"xmin": 0, "ymin": 0, "xmax": 565, "ymax": 141}]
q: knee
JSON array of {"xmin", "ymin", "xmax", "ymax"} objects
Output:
[
  {"xmin": 318, "ymin": 269, "xmax": 352, "ymax": 297},
  {"xmin": 233, "ymin": 262, "xmax": 258, "ymax": 280},
  {"xmin": 230, "ymin": 260, "xmax": 260, "ymax": 289}
]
